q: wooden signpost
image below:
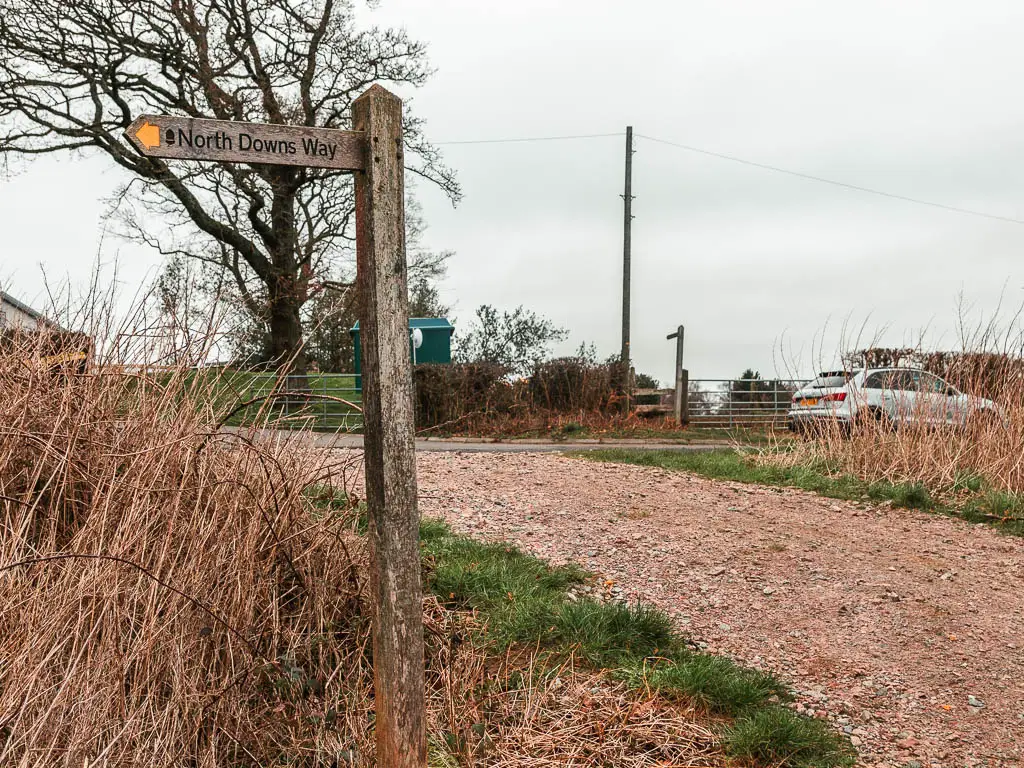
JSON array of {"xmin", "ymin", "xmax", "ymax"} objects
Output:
[
  {"xmin": 127, "ymin": 85, "xmax": 426, "ymax": 767},
  {"xmin": 125, "ymin": 114, "xmax": 365, "ymax": 171}
]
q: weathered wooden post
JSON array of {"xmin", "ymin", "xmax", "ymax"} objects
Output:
[
  {"xmin": 352, "ymin": 85, "xmax": 426, "ymax": 768},
  {"xmin": 680, "ymin": 368, "xmax": 689, "ymax": 426},
  {"xmin": 667, "ymin": 325, "xmax": 687, "ymax": 425},
  {"xmin": 127, "ymin": 86, "xmax": 427, "ymax": 767}
]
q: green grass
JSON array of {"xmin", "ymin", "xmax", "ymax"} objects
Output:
[
  {"xmin": 724, "ymin": 707, "xmax": 857, "ymax": 768},
  {"xmin": 442, "ymin": 422, "xmax": 784, "ymax": 445},
  {"xmin": 420, "ymin": 517, "xmax": 587, "ymax": 648},
  {"xmin": 959, "ymin": 490, "xmax": 1024, "ymax": 534},
  {"xmin": 418, "ymin": 518, "xmax": 853, "ymax": 766},
  {"xmin": 183, "ymin": 369, "xmax": 363, "ymax": 431},
  {"xmin": 577, "ymin": 448, "xmax": 1024, "ymax": 536},
  {"xmin": 622, "ymin": 654, "xmax": 787, "ymax": 714}
]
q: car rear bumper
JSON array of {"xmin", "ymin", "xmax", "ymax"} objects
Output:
[{"xmin": 787, "ymin": 407, "xmax": 853, "ymax": 431}]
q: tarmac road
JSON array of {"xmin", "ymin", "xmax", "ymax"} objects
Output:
[{"xmin": 228, "ymin": 428, "xmax": 729, "ymax": 454}]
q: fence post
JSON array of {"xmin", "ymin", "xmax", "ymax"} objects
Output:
[
  {"xmin": 680, "ymin": 368, "xmax": 689, "ymax": 425},
  {"xmin": 667, "ymin": 325, "xmax": 685, "ymax": 426},
  {"xmin": 352, "ymin": 85, "xmax": 426, "ymax": 768}
]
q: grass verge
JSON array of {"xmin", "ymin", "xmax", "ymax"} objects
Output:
[
  {"xmin": 184, "ymin": 369, "xmax": 363, "ymax": 431},
  {"xmin": 429, "ymin": 420, "xmax": 784, "ymax": 445},
  {"xmin": 576, "ymin": 448, "xmax": 1024, "ymax": 536},
  {"xmin": 419, "ymin": 518, "xmax": 855, "ymax": 767}
]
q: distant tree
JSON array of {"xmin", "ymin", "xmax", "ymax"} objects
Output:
[
  {"xmin": 687, "ymin": 380, "xmax": 714, "ymax": 416},
  {"xmin": 725, "ymin": 369, "xmax": 768, "ymax": 403},
  {"xmin": 574, "ymin": 342, "xmax": 599, "ymax": 364},
  {"xmin": 456, "ymin": 305, "xmax": 567, "ymax": 377},
  {"xmin": 0, "ymin": 0, "xmax": 459, "ymax": 373},
  {"xmin": 155, "ymin": 195, "xmax": 451, "ymax": 371},
  {"xmin": 151, "ymin": 254, "xmax": 212, "ymax": 364},
  {"xmin": 723, "ymin": 369, "xmax": 793, "ymax": 411},
  {"xmin": 407, "ymin": 278, "xmax": 450, "ymax": 319},
  {"xmin": 304, "ymin": 288, "xmax": 356, "ymax": 373},
  {"xmin": 635, "ymin": 372, "xmax": 659, "ymax": 389}
]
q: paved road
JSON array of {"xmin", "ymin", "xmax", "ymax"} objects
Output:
[
  {"xmin": 231, "ymin": 428, "xmax": 728, "ymax": 454},
  {"xmin": 314, "ymin": 433, "xmax": 728, "ymax": 453}
]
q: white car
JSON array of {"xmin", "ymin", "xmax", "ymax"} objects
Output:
[{"xmin": 787, "ymin": 368, "xmax": 1001, "ymax": 432}]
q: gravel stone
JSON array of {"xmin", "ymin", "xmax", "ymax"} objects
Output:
[{"xmin": 336, "ymin": 449, "xmax": 1024, "ymax": 766}]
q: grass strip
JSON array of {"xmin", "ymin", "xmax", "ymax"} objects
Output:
[
  {"xmin": 184, "ymin": 369, "xmax": 363, "ymax": 431},
  {"xmin": 419, "ymin": 518, "xmax": 854, "ymax": 767},
  {"xmin": 576, "ymin": 448, "xmax": 1024, "ymax": 536}
]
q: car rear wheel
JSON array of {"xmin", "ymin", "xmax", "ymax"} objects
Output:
[
  {"xmin": 967, "ymin": 409, "xmax": 1001, "ymax": 434},
  {"xmin": 854, "ymin": 407, "xmax": 894, "ymax": 434}
]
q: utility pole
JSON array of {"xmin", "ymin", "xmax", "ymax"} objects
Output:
[{"xmin": 620, "ymin": 126, "xmax": 634, "ymax": 415}]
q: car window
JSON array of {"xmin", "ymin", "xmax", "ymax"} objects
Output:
[
  {"xmin": 893, "ymin": 370, "xmax": 919, "ymax": 391},
  {"xmin": 863, "ymin": 372, "xmax": 889, "ymax": 389},
  {"xmin": 810, "ymin": 371, "xmax": 860, "ymax": 388},
  {"xmin": 864, "ymin": 371, "xmax": 907, "ymax": 389},
  {"xmin": 918, "ymin": 372, "xmax": 947, "ymax": 394}
]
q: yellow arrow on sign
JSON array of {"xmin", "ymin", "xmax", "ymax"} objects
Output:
[{"xmin": 135, "ymin": 120, "xmax": 160, "ymax": 150}]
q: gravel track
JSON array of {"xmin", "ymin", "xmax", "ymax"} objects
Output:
[{"xmin": 414, "ymin": 451, "xmax": 1024, "ymax": 767}]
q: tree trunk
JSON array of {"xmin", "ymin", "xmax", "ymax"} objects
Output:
[
  {"xmin": 267, "ymin": 273, "xmax": 307, "ymax": 375},
  {"xmin": 265, "ymin": 175, "xmax": 307, "ymax": 376}
]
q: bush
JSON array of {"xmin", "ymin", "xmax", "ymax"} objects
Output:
[
  {"xmin": 529, "ymin": 357, "xmax": 621, "ymax": 412},
  {"xmin": 414, "ymin": 358, "xmax": 632, "ymax": 432},
  {"xmin": 413, "ymin": 362, "xmax": 515, "ymax": 429}
]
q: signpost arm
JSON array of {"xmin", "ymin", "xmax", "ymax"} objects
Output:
[{"xmin": 352, "ymin": 85, "xmax": 425, "ymax": 768}]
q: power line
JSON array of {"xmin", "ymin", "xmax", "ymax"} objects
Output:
[
  {"xmin": 436, "ymin": 132, "xmax": 622, "ymax": 145},
  {"xmin": 435, "ymin": 128, "xmax": 1024, "ymax": 226},
  {"xmin": 636, "ymin": 133, "xmax": 1024, "ymax": 226}
]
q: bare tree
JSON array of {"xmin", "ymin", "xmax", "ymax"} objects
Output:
[
  {"xmin": 0, "ymin": 0, "xmax": 459, "ymax": 372},
  {"xmin": 159, "ymin": 190, "xmax": 453, "ymax": 368},
  {"xmin": 456, "ymin": 305, "xmax": 568, "ymax": 378}
]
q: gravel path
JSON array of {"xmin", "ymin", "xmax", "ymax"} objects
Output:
[{"xmin": 414, "ymin": 451, "xmax": 1024, "ymax": 767}]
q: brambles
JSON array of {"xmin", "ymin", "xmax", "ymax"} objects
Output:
[{"xmin": 0, "ymin": 325, "xmax": 373, "ymax": 765}]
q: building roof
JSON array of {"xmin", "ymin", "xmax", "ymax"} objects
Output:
[{"xmin": 0, "ymin": 290, "xmax": 48, "ymax": 322}]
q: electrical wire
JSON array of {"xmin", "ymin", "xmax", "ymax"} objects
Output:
[
  {"xmin": 435, "ymin": 128, "xmax": 1024, "ymax": 226},
  {"xmin": 636, "ymin": 133, "xmax": 1024, "ymax": 226},
  {"xmin": 436, "ymin": 131, "xmax": 618, "ymax": 144}
]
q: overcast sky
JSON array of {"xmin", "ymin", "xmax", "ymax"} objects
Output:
[{"xmin": 3, "ymin": 0, "xmax": 1024, "ymax": 385}]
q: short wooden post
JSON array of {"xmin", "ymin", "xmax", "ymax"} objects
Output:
[
  {"xmin": 353, "ymin": 85, "xmax": 426, "ymax": 768},
  {"xmin": 667, "ymin": 325, "xmax": 686, "ymax": 426},
  {"xmin": 680, "ymin": 368, "xmax": 689, "ymax": 425}
]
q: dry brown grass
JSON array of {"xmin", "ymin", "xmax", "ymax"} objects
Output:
[
  {"xmin": 453, "ymin": 662, "xmax": 720, "ymax": 767},
  {"xmin": 785, "ymin": 352, "xmax": 1024, "ymax": 495},
  {"xmin": 0, "ymin": 320, "xmax": 729, "ymax": 767},
  {"xmin": 0, "ymin": 326, "xmax": 379, "ymax": 766},
  {"xmin": 424, "ymin": 638, "xmax": 720, "ymax": 768}
]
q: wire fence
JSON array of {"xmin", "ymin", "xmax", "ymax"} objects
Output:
[
  {"xmin": 685, "ymin": 378, "xmax": 808, "ymax": 427},
  {"xmin": 633, "ymin": 378, "xmax": 808, "ymax": 428},
  {"xmin": 213, "ymin": 373, "xmax": 808, "ymax": 433},
  {"xmin": 214, "ymin": 372, "xmax": 364, "ymax": 432}
]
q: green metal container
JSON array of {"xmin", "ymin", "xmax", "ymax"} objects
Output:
[{"xmin": 350, "ymin": 317, "xmax": 454, "ymax": 390}]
